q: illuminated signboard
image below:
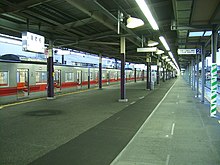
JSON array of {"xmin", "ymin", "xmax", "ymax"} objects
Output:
[
  {"xmin": 22, "ymin": 32, "xmax": 45, "ymax": 53},
  {"xmin": 178, "ymin": 49, "xmax": 201, "ymax": 55}
]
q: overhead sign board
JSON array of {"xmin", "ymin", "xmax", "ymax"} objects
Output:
[
  {"xmin": 178, "ymin": 48, "xmax": 201, "ymax": 55},
  {"xmin": 137, "ymin": 47, "xmax": 157, "ymax": 53},
  {"xmin": 22, "ymin": 31, "xmax": 45, "ymax": 53}
]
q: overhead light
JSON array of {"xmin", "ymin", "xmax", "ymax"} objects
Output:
[
  {"xmin": 137, "ymin": 47, "xmax": 157, "ymax": 52},
  {"xmin": 135, "ymin": 0, "xmax": 159, "ymax": 30},
  {"xmin": 148, "ymin": 40, "xmax": 159, "ymax": 47},
  {"xmin": 161, "ymin": 55, "xmax": 168, "ymax": 59},
  {"xmin": 156, "ymin": 49, "xmax": 164, "ymax": 55},
  {"xmin": 159, "ymin": 36, "xmax": 170, "ymax": 51},
  {"xmin": 126, "ymin": 16, "xmax": 144, "ymax": 29},
  {"xmin": 166, "ymin": 58, "xmax": 171, "ymax": 62},
  {"xmin": 168, "ymin": 51, "xmax": 174, "ymax": 58}
]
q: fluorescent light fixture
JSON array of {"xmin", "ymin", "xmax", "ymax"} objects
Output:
[
  {"xmin": 159, "ymin": 36, "xmax": 170, "ymax": 51},
  {"xmin": 204, "ymin": 31, "xmax": 212, "ymax": 36},
  {"xmin": 126, "ymin": 16, "xmax": 144, "ymax": 29},
  {"xmin": 137, "ymin": 47, "xmax": 157, "ymax": 52},
  {"xmin": 156, "ymin": 49, "xmax": 164, "ymax": 55},
  {"xmin": 161, "ymin": 55, "xmax": 168, "ymax": 59},
  {"xmin": 148, "ymin": 40, "xmax": 159, "ymax": 47},
  {"xmin": 135, "ymin": 0, "xmax": 159, "ymax": 30},
  {"xmin": 168, "ymin": 51, "xmax": 174, "ymax": 58},
  {"xmin": 166, "ymin": 58, "xmax": 171, "ymax": 62},
  {"xmin": 189, "ymin": 31, "xmax": 204, "ymax": 37}
]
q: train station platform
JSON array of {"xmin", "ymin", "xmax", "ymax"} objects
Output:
[{"xmin": 0, "ymin": 78, "xmax": 220, "ymax": 165}]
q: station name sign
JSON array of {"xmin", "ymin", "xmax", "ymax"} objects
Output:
[
  {"xmin": 178, "ymin": 48, "xmax": 201, "ymax": 55},
  {"xmin": 22, "ymin": 31, "xmax": 45, "ymax": 54},
  {"xmin": 137, "ymin": 47, "xmax": 157, "ymax": 52}
]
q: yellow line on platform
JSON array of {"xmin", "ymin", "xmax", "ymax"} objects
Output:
[{"xmin": 0, "ymin": 88, "xmax": 98, "ymax": 110}]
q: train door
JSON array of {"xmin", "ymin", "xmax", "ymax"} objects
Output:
[
  {"xmin": 77, "ymin": 70, "xmax": 82, "ymax": 87},
  {"xmin": 54, "ymin": 70, "xmax": 61, "ymax": 93},
  {"xmin": 16, "ymin": 68, "xmax": 29, "ymax": 99},
  {"xmin": 107, "ymin": 71, "xmax": 110, "ymax": 85}
]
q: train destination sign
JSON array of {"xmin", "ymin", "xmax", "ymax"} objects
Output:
[{"xmin": 178, "ymin": 48, "xmax": 201, "ymax": 55}]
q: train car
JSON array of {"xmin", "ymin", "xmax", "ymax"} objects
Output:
[{"xmin": 0, "ymin": 56, "xmax": 144, "ymax": 105}]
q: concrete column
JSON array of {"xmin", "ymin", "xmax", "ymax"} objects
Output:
[
  {"xmin": 157, "ymin": 59, "xmax": 160, "ymax": 84},
  {"xmin": 191, "ymin": 59, "xmax": 194, "ymax": 90},
  {"xmin": 119, "ymin": 36, "xmax": 128, "ymax": 102},
  {"xmin": 47, "ymin": 40, "xmax": 54, "ymax": 99},
  {"xmin": 147, "ymin": 62, "xmax": 150, "ymax": 89},
  {"xmin": 134, "ymin": 68, "xmax": 137, "ymax": 82},
  {"xmin": 99, "ymin": 54, "xmax": 102, "ymax": 89},
  {"xmin": 211, "ymin": 27, "xmax": 218, "ymax": 63},
  {"xmin": 142, "ymin": 70, "xmax": 144, "ymax": 81},
  {"xmin": 88, "ymin": 67, "xmax": 90, "ymax": 89},
  {"xmin": 210, "ymin": 27, "xmax": 218, "ymax": 116},
  {"xmin": 61, "ymin": 55, "xmax": 65, "ymax": 64},
  {"xmin": 201, "ymin": 46, "xmax": 205, "ymax": 103},
  {"xmin": 163, "ymin": 61, "xmax": 165, "ymax": 82},
  {"xmin": 196, "ymin": 54, "xmax": 199, "ymax": 97},
  {"xmin": 166, "ymin": 65, "xmax": 168, "ymax": 80}
]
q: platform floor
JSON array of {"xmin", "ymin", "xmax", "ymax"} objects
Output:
[{"xmin": 0, "ymin": 77, "xmax": 220, "ymax": 165}]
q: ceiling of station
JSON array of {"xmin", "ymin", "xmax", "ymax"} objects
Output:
[{"xmin": 0, "ymin": 0, "xmax": 220, "ymax": 69}]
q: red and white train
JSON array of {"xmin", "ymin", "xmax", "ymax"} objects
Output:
[{"xmin": 0, "ymin": 55, "xmax": 145, "ymax": 104}]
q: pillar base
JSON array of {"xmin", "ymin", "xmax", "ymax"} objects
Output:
[{"xmin": 118, "ymin": 99, "xmax": 128, "ymax": 102}]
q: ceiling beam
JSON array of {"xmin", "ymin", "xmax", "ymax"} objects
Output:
[{"xmin": 0, "ymin": 0, "xmax": 52, "ymax": 13}]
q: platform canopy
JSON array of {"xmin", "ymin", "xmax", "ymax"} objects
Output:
[{"xmin": 0, "ymin": 0, "xmax": 220, "ymax": 69}]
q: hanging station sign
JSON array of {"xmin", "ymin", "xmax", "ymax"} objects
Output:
[
  {"xmin": 22, "ymin": 31, "xmax": 45, "ymax": 53},
  {"xmin": 177, "ymin": 48, "xmax": 201, "ymax": 55}
]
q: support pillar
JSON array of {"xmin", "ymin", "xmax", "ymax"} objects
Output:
[
  {"xmin": 62, "ymin": 55, "xmax": 65, "ymax": 64},
  {"xmin": 166, "ymin": 65, "xmax": 168, "ymax": 80},
  {"xmin": 192, "ymin": 59, "xmax": 195, "ymax": 90},
  {"xmin": 157, "ymin": 59, "xmax": 160, "ymax": 84},
  {"xmin": 134, "ymin": 68, "xmax": 137, "ymax": 82},
  {"xmin": 142, "ymin": 70, "xmax": 144, "ymax": 81},
  {"xmin": 119, "ymin": 37, "xmax": 128, "ymax": 102},
  {"xmin": 201, "ymin": 46, "xmax": 205, "ymax": 103},
  {"xmin": 163, "ymin": 61, "xmax": 165, "ymax": 82},
  {"xmin": 99, "ymin": 54, "xmax": 102, "ymax": 89},
  {"xmin": 196, "ymin": 54, "xmax": 199, "ymax": 97},
  {"xmin": 210, "ymin": 27, "xmax": 218, "ymax": 116},
  {"xmin": 88, "ymin": 67, "xmax": 90, "ymax": 89},
  {"xmin": 47, "ymin": 40, "xmax": 54, "ymax": 99},
  {"xmin": 146, "ymin": 55, "xmax": 151, "ymax": 90}
]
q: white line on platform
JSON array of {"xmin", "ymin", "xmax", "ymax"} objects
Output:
[
  {"xmin": 166, "ymin": 154, "xmax": 170, "ymax": 165},
  {"xmin": 130, "ymin": 101, "xmax": 136, "ymax": 105},
  {"xmin": 171, "ymin": 123, "xmax": 175, "ymax": 136},
  {"xmin": 110, "ymin": 81, "xmax": 177, "ymax": 165},
  {"xmin": 139, "ymin": 96, "xmax": 145, "ymax": 99}
]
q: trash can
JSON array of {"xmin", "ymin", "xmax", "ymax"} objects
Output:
[{"xmin": 151, "ymin": 81, "xmax": 154, "ymax": 90}]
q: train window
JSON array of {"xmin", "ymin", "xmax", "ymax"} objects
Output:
[
  {"xmin": 0, "ymin": 71, "xmax": 9, "ymax": 87},
  {"xmin": 36, "ymin": 71, "xmax": 47, "ymax": 83},
  {"xmin": 65, "ymin": 72, "xmax": 74, "ymax": 82}
]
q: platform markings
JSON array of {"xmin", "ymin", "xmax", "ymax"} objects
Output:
[
  {"xmin": 166, "ymin": 154, "xmax": 170, "ymax": 165},
  {"xmin": 110, "ymin": 80, "xmax": 177, "ymax": 165},
  {"xmin": 139, "ymin": 96, "xmax": 145, "ymax": 100},
  {"xmin": 130, "ymin": 101, "xmax": 136, "ymax": 105},
  {"xmin": 116, "ymin": 117, "xmax": 120, "ymax": 120},
  {"xmin": 171, "ymin": 123, "xmax": 175, "ymax": 136}
]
